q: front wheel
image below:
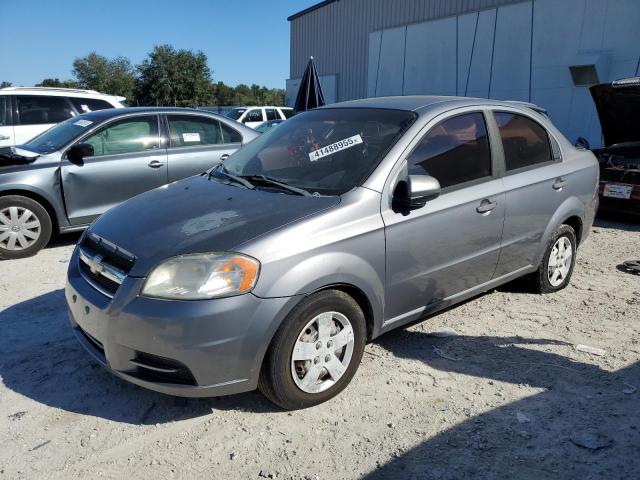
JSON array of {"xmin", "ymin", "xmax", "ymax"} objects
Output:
[
  {"xmin": 259, "ymin": 290, "xmax": 366, "ymax": 410},
  {"xmin": 0, "ymin": 195, "xmax": 52, "ymax": 260}
]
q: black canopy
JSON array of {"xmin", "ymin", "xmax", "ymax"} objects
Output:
[{"xmin": 293, "ymin": 56, "xmax": 326, "ymax": 112}]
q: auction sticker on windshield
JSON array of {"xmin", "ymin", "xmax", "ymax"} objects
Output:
[
  {"xmin": 74, "ymin": 120, "xmax": 93, "ymax": 127},
  {"xmin": 309, "ymin": 134, "xmax": 363, "ymax": 162}
]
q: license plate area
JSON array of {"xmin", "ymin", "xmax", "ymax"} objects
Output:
[{"xmin": 603, "ymin": 183, "xmax": 633, "ymax": 199}]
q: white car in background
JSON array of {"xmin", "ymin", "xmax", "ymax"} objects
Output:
[
  {"xmin": 0, "ymin": 87, "xmax": 126, "ymax": 148},
  {"xmin": 226, "ymin": 106, "xmax": 294, "ymax": 128}
]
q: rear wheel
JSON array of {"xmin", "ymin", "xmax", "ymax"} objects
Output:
[
  {"xmin": 259, "ymin": 290, "xmax": 366, "ymax": 410},
  {"xmin": 0, "ymin": 195, "xmax": 52, "ymax": 260},
  {"xmin": 527, "ymin": 224, "xmax": 577, "ymax": 293}
]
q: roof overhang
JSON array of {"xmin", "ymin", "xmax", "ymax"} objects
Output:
[{"xmin": 288, "ymin": 0, "xmax": 339, "ymax": 21}]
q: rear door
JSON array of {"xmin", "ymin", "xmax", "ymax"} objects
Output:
[
  {"xmin": 490, "ymin": 109, "xmax": 567, "ymax": 277},
  {"xmin": 61, "ymin": 114, "xmax": 167, "ymax": 225},
  {"xmin": 0, "ymin": 96, "xmax": 14, "ymax": 148},
  {"xmin": 165, "ymin": 114, "xmax": 243, "ymax": 182},
  {"xmin": 14, "ymin": 95, "xmax": 75, "ymax": 144}
]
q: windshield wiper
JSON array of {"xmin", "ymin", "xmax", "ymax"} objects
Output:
[
  {"xmin": 241, "ymin": 175, "xmax": 312, "ymax": 197},
  {"xmin": 210, "ymin": 164, "xmax": 255, "ymax": 190}
]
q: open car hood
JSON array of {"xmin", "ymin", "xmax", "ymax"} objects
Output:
[
  {"xmin": 0, "ymin": 147, "xmax": 40, "ymax": 167},
  {"xmin": 590, "ymin": 78, "xmax": 640, "ymax": 148}
]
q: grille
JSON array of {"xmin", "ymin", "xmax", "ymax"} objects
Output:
[
  {"xmin": 128, "ymin": 351, "xmax": 197, "ymax": 386},
  {"xmin": 78, "ymin": 233, "xmax": 135, "ymax": 297}
]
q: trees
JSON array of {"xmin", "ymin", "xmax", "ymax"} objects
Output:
[
  {"xmin": 35, "ymin": 78, "xmax": 80, "ymax": 88},
  {"xmin": 72, "ymin": 53, "xmax": 135, "ymax": 98},
  {"xmin": 133, "ymin": 45, "xmax": 213, "ymax": 107},
  {"xmin": 0, "ymin": 81, "xmax": 12, "ymax": 89}
]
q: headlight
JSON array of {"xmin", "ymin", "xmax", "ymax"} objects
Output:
[{"xmin": 142, "ymin": 253, "xmax": 260, "ymax": 300}]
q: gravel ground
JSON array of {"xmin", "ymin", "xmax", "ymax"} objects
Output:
[{"xmin": 0, "ymin": 217, "xmax": 639, "ymax": 480}]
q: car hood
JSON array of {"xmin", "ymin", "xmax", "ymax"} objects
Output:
[
  {"xmin": 590, "ymin": 82, "xmax": 640, "ymax": 148},
  {"xmin": 89, "ymin": 174, "xmax": 341, "ymax": 276}
]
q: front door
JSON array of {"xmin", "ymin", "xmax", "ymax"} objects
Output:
[
  {"xmin": 382, "ymin": 111, "xmax": 505, "ymax": 326},
  {"xmin": 61, "ymin": 114, "xmax": 167, "ymax": 225},
  {"xmin": 165, "ymin": 114, "xmax": 243, "ymax": 182}
]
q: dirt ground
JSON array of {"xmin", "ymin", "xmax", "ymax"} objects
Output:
[{"xmin": 0, "ymin": 216, "xmax": 639, "ymax": 480}]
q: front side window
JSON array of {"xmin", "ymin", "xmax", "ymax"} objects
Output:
[
  {"xmin": 265, "ymin": 108, "xmax": 279, "ymax": 121},
  {"xmin": 245, "ymin": 109, "xmax": 263, "ymax": 123},
  {"xmin": 69, "ymin": 97, "xmax": 113, "ymax": 113},
  {"xmin": 494, "ymin": 112, "xmax": 552, "ymax": 171},
  {"xmin": 167, "ymin": 115, "xmax": 223, "ymax": 148},
  {"xmin": 83, "ymin": 116, "xmax": 159, "ymax": 156},
  {"xmin": 17, "ymin": 95, "xmax": 74, "ymax": 124},
  {"xmin": 407, "ymin": 112, "xmax": 492, "ymax": 189},
  {"xmin": 222, "ymin": 108, "xmax": 416, "ymax": 196}
]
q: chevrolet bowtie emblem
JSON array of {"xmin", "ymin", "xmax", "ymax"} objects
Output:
[{"xmin": 89, "ymin": 254, "xmax": 104, "ymax": 275}]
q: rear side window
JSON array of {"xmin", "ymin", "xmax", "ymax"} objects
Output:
[
  {"xmin": 494, "ymin": 112, "xmax": 552, "ymax": 171},
  {"xmin": 83, "ymin": 116, "xmax": 160, "ymax": 155},
  {"xmin": 17, "ymin": 95, "xmax": 74, "ymax": 124},
  {"xmin": 167, "ymin": 115, "xmax": 223, "ymax": 148},
  {"xmin": 407, "ymin": 112, "xmax": 492, "ymax": 189},
  {"xmin": 220, "ymin": 122, "xmax": 242, "ymax": 143},
  {"xmin": 69, "ymin": 97, "xmax": 113, "ymax": 113},
  {"xmin": 281, "ymin": 109, "xmax": 294, "ymax": 119},
  {"xmin": 245, "ymin": 109, "xmax": 263, "ymax": 123},
  {"xmin": 265, "ymin": 108, "xmax": 279, "ymax": 121},
  {"xmin": 0, "ymin": 97, "xmax": 6, "ymax": 126}
]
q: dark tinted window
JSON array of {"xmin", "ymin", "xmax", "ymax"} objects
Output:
[
  {"xmin": 407, "ymin": 113, "xmax": 492, "ymax": 188},
  {"xmin": 245, "ymin": 109, "xmax": 263, "ymax": 122},
  {"xmin": 84, "ymin": 116, "xmax": 159, "ymax": 155},
  {"xmin": 281, "ymin": 109, "xmax": 294, "ymax": 119},
  {"xmin": 220, "ymin": 122, "xmax": 242, "ymax": 143},
  {"xmin": 265, "ymin": 108, "xmax": 279, "ymax": 121},
  {"xmin": 0, "ymin": 97, "xmax": 6, "ymax": 126},
  {"xmin": 494, "ymin": 112, "xmax": 552, "ymax": 170},
  {"xmin": 226, "ymin": 108, "xmax": 246, "ymax": 120},
  {"xmin": 69, "ymin": 97, "xmax": 113, "ymax": 113},
  {"xmin": 17, "ymin": 95, "xmax": 74, "ymax": 124},
  {"xmin": 167, "ymin": 115, "xmax": 222, "ymax": 148},
  {"xmin": 222, "ymin": 108, "xmax": 415, "ymax": 196}
]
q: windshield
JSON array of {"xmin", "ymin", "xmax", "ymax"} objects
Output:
[
  {"xmin": 22, "ymin": 114, "xmax": 101, "ymax": 154},
  {"xmin": 223, "ymin": 108, "xmax": 416, "ymax": 195},
  {"xmin": 226, "ymin": 108, "xmax": 247, "ymax": 120}
]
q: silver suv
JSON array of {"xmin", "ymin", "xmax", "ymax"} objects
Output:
[{"xmin": 66, "ymin": 96, "xmax": 599, "ymax": 409}]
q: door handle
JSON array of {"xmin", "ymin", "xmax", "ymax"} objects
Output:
[
  {"xmin": 0, "ymin": 135, "xmax": 10, "ymax": 140},
  {"xmin": 552, "ymin": 178, "xmax": 568, "ymax": 190},
  {"xmin": 220, "ymin": 154, "xmax": 230, "ymax": 161},
  {"xmin": 148, "ymin": 160, "xmax": 165, "ymax": 168},
  {"xmin": 476, "ymin": 199, "xmax": 497, "ymax": 214}
]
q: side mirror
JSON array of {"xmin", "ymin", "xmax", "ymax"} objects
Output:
[
  {"xmin": 575, "ymin": 137, "xmax": 590, "ymax": 150},
  {"xmin": 393, "ymin": 175, "xmax": 441, "ymax": 210},
  {"xmin": 67, "ymin": 143, "xmax": 94, "ymax": 164}
]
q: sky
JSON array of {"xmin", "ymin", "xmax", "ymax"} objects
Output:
[{"xmin": 0, "ymin": 0, "xmax": 319, "ymax": 89}]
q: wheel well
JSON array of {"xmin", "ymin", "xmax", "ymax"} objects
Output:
[
  {"xmin": 0, "ymin": 190, "xmax": 59, "ymax": 233},
  {"xmin": 315, "ymin": 284, "xmax": 375, "ymax": 340},
  {"xmin": 563, "ymin": 216, "xmax": 583, "ymax": 245}
]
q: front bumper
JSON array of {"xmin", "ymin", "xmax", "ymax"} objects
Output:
[{"xmin": 66, "ymin": 248, "xmax": 295, "ymax": 397}]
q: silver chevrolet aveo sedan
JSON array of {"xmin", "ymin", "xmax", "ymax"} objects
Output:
[{"xmin": 66, "ymin": 96, "xmax": 599, "ymax": 409}]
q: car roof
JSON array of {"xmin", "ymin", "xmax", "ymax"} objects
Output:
[
  {"xmin": 0, "ymin": 86, "xmax": 125, "ymax": 101},
  {"xmin": 319, "ymin": 95, "xmax": 545, "ymax": 115},
  {"xmin": 76, "ymin": 106, "xmax": 230, "ymax": 120}
]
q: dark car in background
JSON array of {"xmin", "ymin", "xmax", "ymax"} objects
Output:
[
  {"xmin": 589, "ymin": 77, "xmax": 640, "ymax": 216},
  {"xmin": 0, "ymin": 107, "xmax": 258, "ymax": 259}
]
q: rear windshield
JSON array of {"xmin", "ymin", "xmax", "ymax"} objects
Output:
[
  {"xmin": 21, "ymin": 114, "xmax": 101, "ymax": 154},
  {"xmin": 223, "ymin": 108, "xmax": 416, "ymax": 195},
  {"xmin": 226, "ymin": 108, "xmax": 246, "ymax": 120}
]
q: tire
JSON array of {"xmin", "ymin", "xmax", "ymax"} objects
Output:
[
  {"xmin": 259, "ymin": 290, "xmax": 366, "ymax": 410},
  {"xmin": 0, "ymin": 195, "xmax": 53, "ymax": 260},
  {"xmin": 527, "ymin": 224, "xmax": 577, "ymax": 294}
]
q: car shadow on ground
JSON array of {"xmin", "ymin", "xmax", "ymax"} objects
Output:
[
  {"xmin": 0, "ymin": 290, "xmax": 280, "ymax": 425},
  {"xmin": 364, "ymin": 329, "xmax": 640, "ymax": 479},
  {"xmin": 48, "ymin": 231, "xmax": 82, "ymax": 248}
]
